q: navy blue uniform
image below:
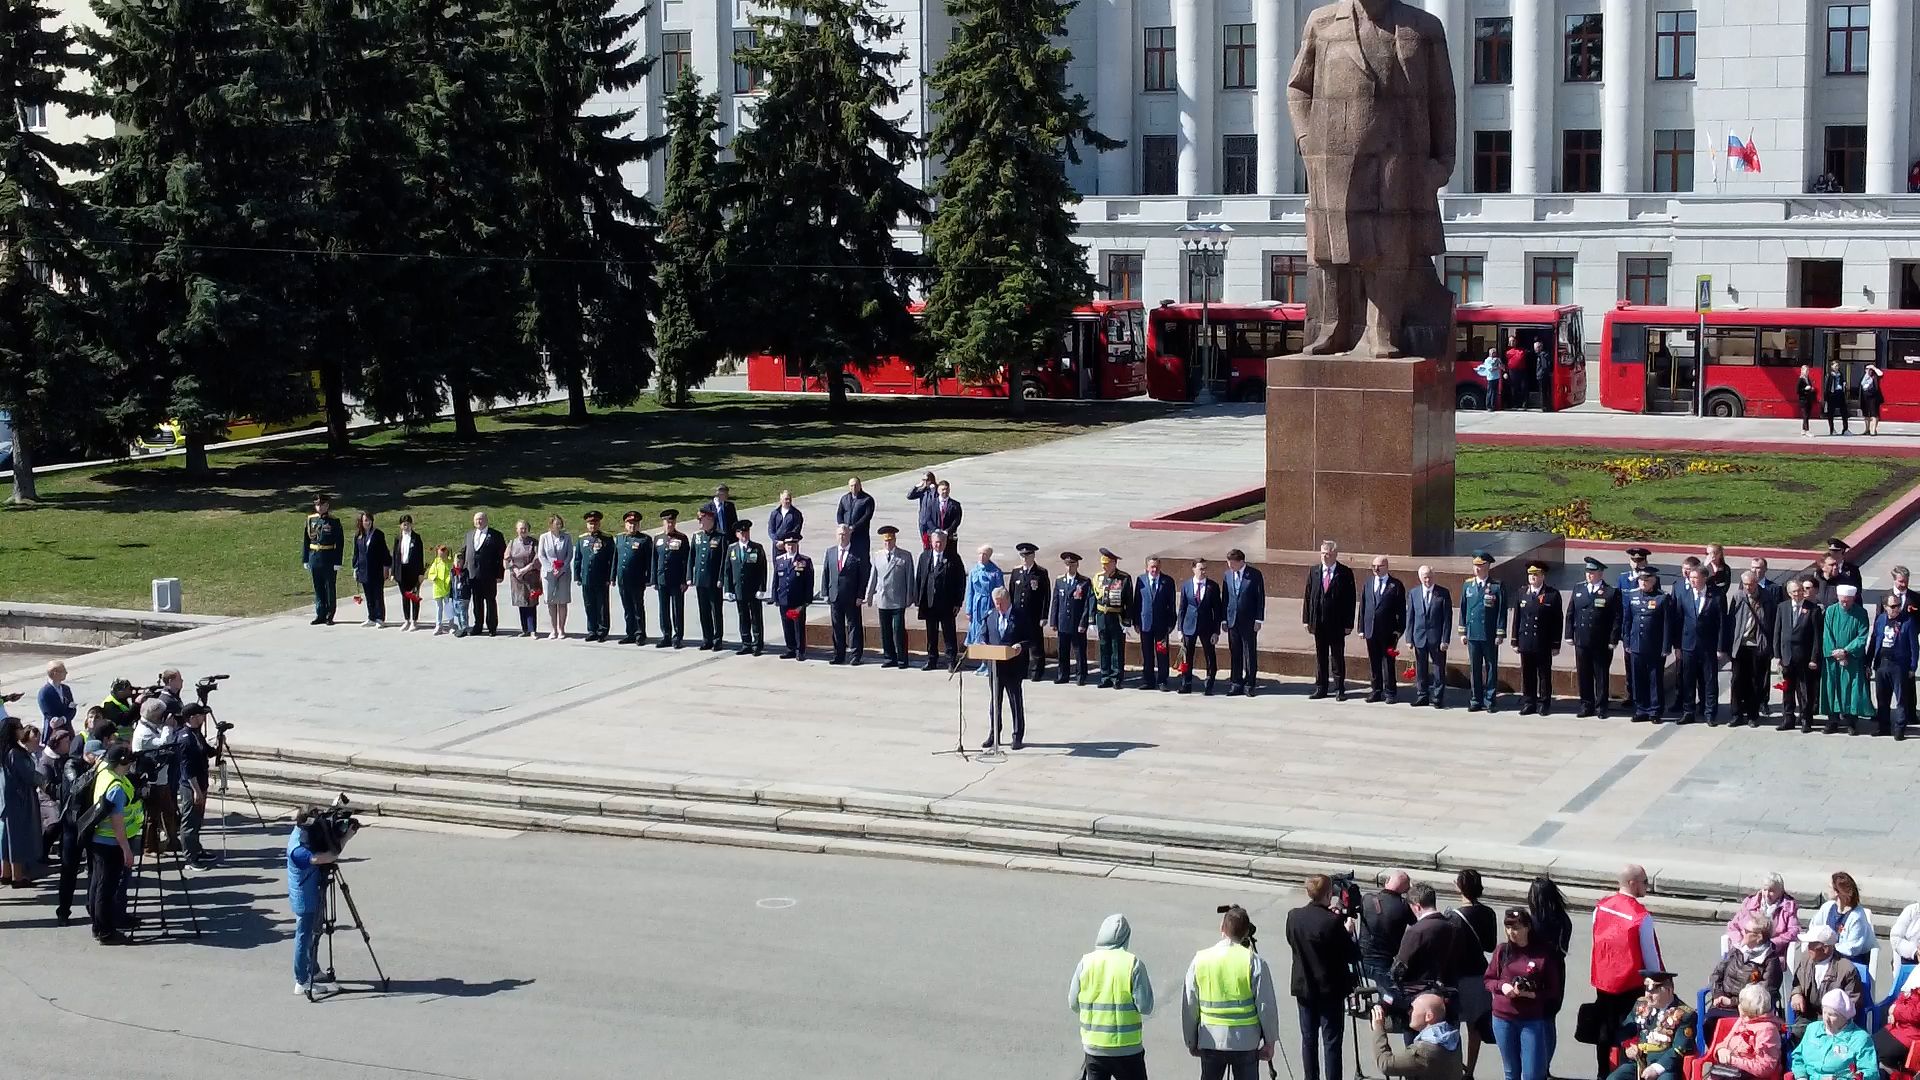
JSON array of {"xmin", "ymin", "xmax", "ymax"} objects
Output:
[
  {"xmin": 1511, "ymin": 585, "xmax": 1564, "ymax": 714},
  {"xmin": 614, "ymin": 531, "xmax": 653, "ymax": 643},
  {"xmin": 1050, "ymin": 572, "xmax": 1093, "ymax": 684},
  {"xmin": 1566, "ymin": 581, "xmax": 1624, "ymax": 716},
  {"xmin": 690, "ymin": 528, "xmax": 728, "ymax": 648},
  {"xmin": 653, "ymin": 530, "xmax": 690, "ymax": 646},
  {"xmin": 725, "ymin": 539, "xmax": 768, "ymax": 653},
  {"xmin": 772, "ymin": 550, "xmax": 815, "ymax": 659},
  {"xmin": 573, "ymin": 530, "xmax": 616, "ymax": 640},
  {"xmin": 1623, "ymin": 586, "xmax": 1679, "ymax": 720},
  {"xmin": 1008, "ymin": 564, "xmax": 1051, "ymax": 680}
]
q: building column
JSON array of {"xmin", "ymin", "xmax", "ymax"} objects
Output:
[
  {"xmin": 1422, "ymin": 0, "xmax": 1468, "ymax": 192},
  {"xmin": 1866, "ymin": 0, "xmax": 1912, "ymax": 195},
  {"xmin": 1095, "ymin": 0, "xmax": 1136, "ymax": 194},
  {"xmin": 1255, "ymin": 0, "xmax": 1294, "ymax": 195},
  {"xmin": 642, "ymin": 0, "xmax": 666, "ymax": 200},
  {"xmin": 1510, "ymin": 0, "xmax": 1547, "ymax": 193},
  {"xmin": 1175, "ymin": 0, "xmax": 1214, "ymax": 195},
  {"xmin": 690, "ymin": 0, "xmax": 734, "ymax": 150},
  {"xmin": 1599, "ymin": 0, "xmax": 1640, "ymax": 193}
]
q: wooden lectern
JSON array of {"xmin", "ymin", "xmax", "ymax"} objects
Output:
[{"xmin": 967, "ymin": 642, "xmax": 1024, "ymax": 662}]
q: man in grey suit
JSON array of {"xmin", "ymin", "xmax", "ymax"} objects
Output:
[
  {"xmin": 869, "ymin": 525, "xmax": 916, "ymax": 668},
  {"xmin": 1405, "ymin": 565, "xmax": 1452, "ymax": 708}
]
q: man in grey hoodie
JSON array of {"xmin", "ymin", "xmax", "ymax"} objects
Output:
[
  {"xmin": 1183, "ymin": 905, "xmax": 1281, "ymax": 1080},
  {"xmin": 1071, "ymin": 913, "xmax": 1157, "ymax": 1079}
]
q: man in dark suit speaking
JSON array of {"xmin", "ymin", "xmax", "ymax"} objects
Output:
[
  {"xmin": 1303, "ymin": 541, "xmax": 1357, "ymax": 700},
  {"xmin": 979, "ymin": 588, "xmax": 1027, "ymax": 751},
  {"xmin": 460, "ymin": 511, "xmax": 507, "ymax": 637}
]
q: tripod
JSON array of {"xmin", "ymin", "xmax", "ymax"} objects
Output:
[
  {"xmin": 308, "ymin": 863, "xmax": 390, "ymax": 1001},
  {"xmin": 209, "ymin": 714, "xmax": 267, "ymax": 859},
  {"xmin": 127, "ymin": 836, "xmax": 203, "ymax": 940}
]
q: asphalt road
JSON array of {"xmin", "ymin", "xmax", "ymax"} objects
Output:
[{"xmin": 0, "ymin": 820, "xmax": 1732, "ymax": 1080}]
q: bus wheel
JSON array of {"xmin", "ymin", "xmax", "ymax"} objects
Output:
[
  {"xmin": 1018, "ymin": 379, "xmax": 1045, "ymax": 401},
  {"xmin": 1703, "ymin": 391, "xmax": 1743, "ymax": 418},
  {"xmin": 1455, "ymin": 386, "xmax": 1485, "ymax": 411},
  {"xmin": 1233, "ymin": 382, "xmax": 1265, "ymax": 403},
  {"xmin": 840, "ymin": 374, "xmax": 863, "ymax": 396}
]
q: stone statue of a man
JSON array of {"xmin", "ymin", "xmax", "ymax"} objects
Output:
[{"xmin": 1288, "ymin": 0, "xmax": 1458, "ymax": 359}]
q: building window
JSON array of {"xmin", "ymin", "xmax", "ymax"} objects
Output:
[
  {"xmin": 1184, "ymin": 256, "xmax": 1223, "ymax": 303},
  {"xmin": 1625, "ymin": 257, "xmax": 1669, "ymax": 306},
  {"xmin": 1473, "ymin": 130, "xmax": 1512, "ymax": 193},
  {"xmin": 1562, "ymin": 129, "xmax": 1602, "ymax": 193},
  {"xmin": 1654, "ymin": 11, "xmax": 1696, "ymax": 80},
  {"xmin": 20, "ymin": 103, "xmax": 47, "ymax": 131},
  {"xmin": 1144, "ymin": 26, "xmax": 1175, "ymax": 91},
  {"xmin": 1142, "ymin": 134, "xmax": 1177, "ymax": 195},
  {"xmin": 1473, "ymin": 18, "xmax": 1512, "ymax": 84},
  {"xmin": 1222, "ymin": 135, "xmax": 1256, "ymax": 195},
  {"xmin": 1104, "ymin": 253, "xmax": 1144, "ymax": 301},
  {"xmin": 1222, "ymin": 23, "xmax": 1255, "ymax": 89},
  {"xmin": 1268, "ymin": 254, "xmax": 1307, "ymax": 302},
  {"xmin": 733, "ymin": 30, "xmax": 763, "ymax": 94},
  {"xmin": 1826, "ymin": 4, "xmax": 1870, "ymax": 75},
  {"xmin": 1824, "ymin": 125, "xmax": 1868, "ymax": 192},
  {"xmin": 1651, "ymin": 129, "xmax": 1694, "ymax": 193},
  {"xmin": 1444, "ymin": 256, "xmax": 1485, "ymax": 303},
  {"xmin": 1531, "ymin": 257, "xmax": 1575, "ymax": 304},
  {"xmin": 660, "ymin": 31, "xmax": 691, "ymax": 89},
  {"xmin": 1564, "ymin": 14, "xmax": 1603, "ymax": 82}
]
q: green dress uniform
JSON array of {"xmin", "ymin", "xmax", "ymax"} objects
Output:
[
  {"xmin": 301, "ymin": 512, "xmax": 345, "ymax": 623},
  {"xmin": 1820, "ymin": 600, "xmax": 1872, "ymax": 730},
  {"xmin": 725, "ymin": 538, "xmax": 769, "ymax": 654},
  {"xmin": 1094, "ymin": 568, "xmax": 1134, "ymax": 689},
  {"xmin": 574, "ymin": 530, "xmax": 616, "ymax": 641},
  {"xmin": 690, "ymin": 527, "xmax": 728, "ymax": 650},
  {"xmin": 654, "ymin": 529, "xmax": 690, "ymax": 647},
  {"xmin": 1007, "ymin": 562, "xmax": 1051, "ymax": 681},
  {"xmin": 613, "ymin": 531, "xmax": 653, "ymax": 643},
  {"xmin": 1459, "ymin": 577, "xmax": 1506, "ymax": 711}
]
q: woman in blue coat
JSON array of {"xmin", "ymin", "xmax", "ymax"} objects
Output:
[
  {"xmin": 963, "ymin": 545, "xmax": 1005, "ymax": 672},
  {"xmin": 1867, "ymin": 591, "xmax": 1918, "ymax": 739}
]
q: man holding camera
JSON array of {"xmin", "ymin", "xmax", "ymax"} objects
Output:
[
  {"xmin": 86, "ymin": 747, "xmax": 141, "ymax": 945},
  {"xmin": 1359, "ymin": 871, "xmax": 1415, "ymax": 994},
  {"xmin": 1183, "ymin": 904, "xmax": 1280, "ymax": 1080},
  {"xmin": 130, "ymin": 697, "xmax": 182, "ymax": 854},
  {"xmin": 289, "ymin": 810, "xmax": 340, "ymax": 995},
  {"xmin": 1369, "ymin": 993, "xmax": 1461, "ymax": 1080},
  {"xmin": 1287, "ymin": 874, "xmax": 1362, "ymax": 1080},
  {"xmin": 177, "ymin": 705, "xmax": 214, "ymax": 868}
]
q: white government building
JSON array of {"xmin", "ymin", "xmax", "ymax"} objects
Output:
[{"xmin": 32, "ymin": 0, "xmax": 1920, "ymax": 321}]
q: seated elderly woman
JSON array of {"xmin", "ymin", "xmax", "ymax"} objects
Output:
[
  {"xmin": 1790, "ymin": 989, "xmax": 1877, "ymax": 1080},
  {"xmin": 1707, "ymin": 916, "xmax": 1786, "ymax": 1023},
  {"xmin": 1725, "ymin": 873, "xmax": 1801, "ymax": 955},
  {"xmin": 1874, "ymin": 965, "xmax": 1920, "ymax": 1075},
  {"xmin": 1711, "ymin": 985, "xmax": 1783, "ymax": 1080}
]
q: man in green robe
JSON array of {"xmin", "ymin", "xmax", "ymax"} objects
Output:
[{"xmin": 1820, "ymin": 584, "xmax": 1871, "ymax": 734}]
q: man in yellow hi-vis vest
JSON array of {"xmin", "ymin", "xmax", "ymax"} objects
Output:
[
  {"xmin": 1070, "ymin": 913, "xmax": 1156, "ymax": 1079},
  {"xmin": 87, "ymin": 747, "xmax": 142, "ymax": 945},
  {"xmin": 1183, "ymin": 905, "xmax": 1281, "ymax": 1080}
]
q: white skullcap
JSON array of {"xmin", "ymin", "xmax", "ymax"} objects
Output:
[{"xmin": 1836, "ymin": 585, "xmax": 1859, "ymax": 598}]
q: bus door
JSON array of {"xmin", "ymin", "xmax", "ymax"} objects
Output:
[
  {"xmin": 1640, "ymin": 326, "xmax": 1699, "ymax": 412},
  {"xmin": 1099, "ymin": 311, "xmax": 1141, "ymax": 398},
  {"xmin": 1817, "ymin": 327, "xmax": 1882, "ymax": 409},
  {"xmin": 1558, "ymin": 309, "xmax": 1588, "ymax": 407},
  {"xmin": 1503, "ymin": 324, "xmax": 1554, "ymax": 409}
]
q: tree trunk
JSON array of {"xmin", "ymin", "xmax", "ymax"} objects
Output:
[
  {"xmin": 7, "ymin": 427, "xmax": 37, "ymax": 505},
  {"xmin": 183, "ymin": 430, "xmax": 209, "ymax": 474},
  {"xmin": 824, "ymin": 356, "xmax": 846, "ymax": 417},
  {"xmin": 566, "ymin": 372, "xmax": 588, "ymax": 422},
  {"xmin": 449, "ymin": 375, "xmax": 478, "ymax": 439},
  {"xmin": 321, "ymin": 356, "xmax": 352, "ymax": 453}
]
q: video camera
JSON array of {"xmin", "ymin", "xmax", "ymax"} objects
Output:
[
  {"xmin": 1346, "ymin": 976, "xmax": 1454, "ymax": 1033},
  {"xmin": 194, "ymin": 674, "xmax": 229, "ymax": 705},
  {"xmin": 1327, "ymin": 871, "xmax": 1363, "ymax": 921},
  {"xmin": 299, "ymin": 795, "xmax": 364, "ymax": 857}
]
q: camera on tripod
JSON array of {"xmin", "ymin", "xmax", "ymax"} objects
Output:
[
  {"xmin": 194, "ymin": 674, "xmax": 229, "ymax": 705},
  {"xmin": 1347, "ymin": 976, "xmax": 1450, "ymax": 1034},
  {"xmin": 300, "ymin": 796, "xmax": 364, "ymax": 857}
]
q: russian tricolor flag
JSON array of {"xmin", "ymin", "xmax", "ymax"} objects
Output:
[{"xmin": 1727, "ymin": 130, "xmax": 1762, "ymax": 174}]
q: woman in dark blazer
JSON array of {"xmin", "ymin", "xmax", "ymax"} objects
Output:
[
  {"xmin": 390, "ymin": 514, "xmax": 426, "ymax": 631},
  {"xmin": 1823, "ymin": 361, "xmax": 1852, "ymax": 435},
  {"xmin": 1868, "ymin": 592, "xmax": 1918, "ymax": 739},
  {"xmin": 352, "ymin": 511, "xmax": 391, "ymax": 628},
  {"xmin": 1796, "ymin": 364, "xmax": 1818, "ymax": 435}
]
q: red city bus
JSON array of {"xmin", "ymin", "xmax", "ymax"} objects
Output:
[
  {"xmin": 1600, "ymin": 303, "xmax": 1920, "ymax": 418},
  {"xmin": 743, "ymin": 299, "xmax": 1148, "ymax": 400},
  {"xmin": 1146, "ymin": 300, "xmax": 1588, "ymax": 410}
]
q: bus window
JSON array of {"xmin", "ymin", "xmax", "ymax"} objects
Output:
[
  {"xmin": 1561, "ymin": 311, "xmax": 1585, "ymax": 364},
  {"xmin": 1825, "ymin": 330, "xmax": 1879, "ymax": 366},
  {"xmin": 1889, "ymin": 330, "xmax": 1920, "ymax": 370},
  {"xmin": 1129, "ymin": 308, "xmax": 1146, "ymax": 355},
  {"xmin": 1758, "ymin": 329, "xmax": 1810, "ymax": 365},
  {"xmin": 1104, "ymin": 315, "xmax": 1137, "ymax": 361},
  {"xmin": 1706, "ymin": 327, "xmax": 1757, "ymax": 366},
  {"xmin": 1455, "ymin": 323, "xmax": 1499, "ymax": 364}
]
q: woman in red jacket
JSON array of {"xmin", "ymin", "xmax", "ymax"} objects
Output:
[{"xmin": 1875, "ymin": 969, "xmax": 1920, "ymax": 1075}]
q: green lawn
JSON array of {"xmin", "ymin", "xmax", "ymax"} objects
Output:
[
  {"xmin": 2, "ymin": 395, "xmax": 1167, "ymax": 616},
  {"xmin": 1209, "ymin": 446, "xmax": 1920, "ymax": 547}
]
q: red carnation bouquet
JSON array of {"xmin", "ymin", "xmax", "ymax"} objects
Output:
[
  {"xmin": 352, "ymin": 595, "xmax": 363, "ymax": 605},
  {"xmin": 785, "ymin": 608, "xmax": 800, "ymax": 620},
  {"xmin": 402, "ymin": 591, "xmax": 421, "ymax": 603},
  {"xmin": 552, "ymin": 558, "xmax": 564, "ymax": 572},
  {"xmin": 1773, "ymin": 680, "xmax": 1788, "ymax": 691},
  {"xmin": 1402, "ymin": 667, "xmax": 1417, "ymax": 681},
  {"xmin": 1155, "ymin": 640, "xmax": 1168, "ymax": 655},
  {"xmin": 1386, "ymin": 647, "xmax": 1399, "ymax": 659}
]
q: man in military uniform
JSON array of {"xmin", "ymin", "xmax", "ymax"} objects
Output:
[
  {"xmin": 653, "ymin": 509, "xmax": 690, "ymax": 648},
  {"xmin": 573, "ymin": 510, "xmax": 615, "ymax": 642},
  {"xmin": 1823, "ymin": 538, "xmax": 1863, "ymax": 592},
  {"xmin": 771, "ymin": 534, "xmax": 814, "ymax": 661},
  {"xmin": 1566, "ymin": 557, "xmax": 1623, "ymax": 718},
  {"xmin": 1458, "ymin": 551, "xmax": 1505, "ymax": 712},
  {"xmin": 1093, "ymin": 548, "xmax": 1134, "ymax": 689},
  {"xmin": 1511, "ymin": 562, "xmax": 1564, "ymax": 716},
  {"xmin": 690, "ymin": 507, "xmax": 729, "ymax": 650},
  {"xmin": 1616, "ymin": 547, "xmax": 1653, "ymax": 595},
  {"xmin": 301, "ymin": 495, "xmax": 345, "ymax": 625},
  {"xmin": 613, "ymin": 511, "xmax": 653, "ymax": 644},
  {"xmin": 1007, "ymin": 542, "xmax": 1051, "ymax": 681},
  {"xmin": 725, "ymin": 520, "xmax": 768, "ymax": 655},
  {"xmin": 1623, "ymin": 568, "xmax": 1677, "ymax": 723},
  {"xmin": 1050, "ymin": 552, "xmax": 1093, "ymax": 685}
]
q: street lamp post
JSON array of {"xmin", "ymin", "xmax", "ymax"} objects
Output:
[{"xmin": 1178, "ymin": 224, "xmax": 1233, "ymax": 405}]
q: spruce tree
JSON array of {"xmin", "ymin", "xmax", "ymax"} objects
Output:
[
  {"xmin": 652, "ymin": 70, "xmax": 726, "ymax": 407},
  {"xmin": 922, "ymin": 0, "xmax": 1116, "ymax": 411},
  {"xmin": 84, "ymin": 0, "xmax": 312, "ymax": 473},
  {"xmin": 0, "ymin": 0, "xmax": 111, "ymax": 502},
  {"xmin": 728, "ymin": 0, "xmax": 928, "ymax": 415},
  {"xmin": 500, "ymin": 0, "xmax": 659, "ymax": 422}
]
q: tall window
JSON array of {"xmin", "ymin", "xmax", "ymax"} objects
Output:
[
  {"xmin": 1144, "ymin": 27, "xmax": 1175, "ymax": 91},
  {"xmin": 1474, "ymin": 18, "xmax": 1512, "ymax": 84},
  {"xmin": 1654, "ymin": 11, "xmax": 1696, "ymax": 80},
  {"xmin": 1184, "ymin": 256, "xmax": 1223, "ymax": 303},
  {"xmin": 20, "ymin": 103, "xmax": 47, "ymax": 131},
  {"xmin": 1222, "ymin": 24, "xmax": 1255, "ymax": 89},
  {"xmin": 1444, "ymin": 256, "xmax": 1485, "ymax": 303},
  {"xmin": 1564, "ymin": 15, "xmax": 1603, "ymax": 82},
  {"xmin": 1142, "ymin": 135, "xmax": 1177, "ymax": 195},
  {"xmin": 1824, "ymin": 125, "xmax": 1868, "ymax": 192},
  {"xmin": 1826, "ymin": 4, "xmax": 1870, "ymax": 74},
  {"xmin": 1104, "ymin": 253, "xmax": 1144, "ymax": 301},
  {"xmin": 1562, "ymin": 129, "xmax": 1602, "ymax": 193},
  {"xmin": 733, "ymin": 30, "xmax": 763, "ymax": 94},
  {"xmin": 1222, "ymin": 135, "xmax": 1257, "ymax": 195},
  {"xmin": 1531, "ymin": 257, "xmax": 1575, "ymax": 304},
  {"xmin": 1473, "ymin": 130, "xmax": 1512, "ymax": 193},
  {"xmin": 1625, "ymin": 258, "xmax": 1670, "ymax": 306},
  {"xmin": 1651, "ymin": 129, "xmax": 1694, "ymax": 192},
  {"xmin": 661, "ymin": 32, "xmax": 691, "ymax": 89},
  {"xmin": 1268, "ymin": 254, "xmax": 1307, "ymax": 302}
]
